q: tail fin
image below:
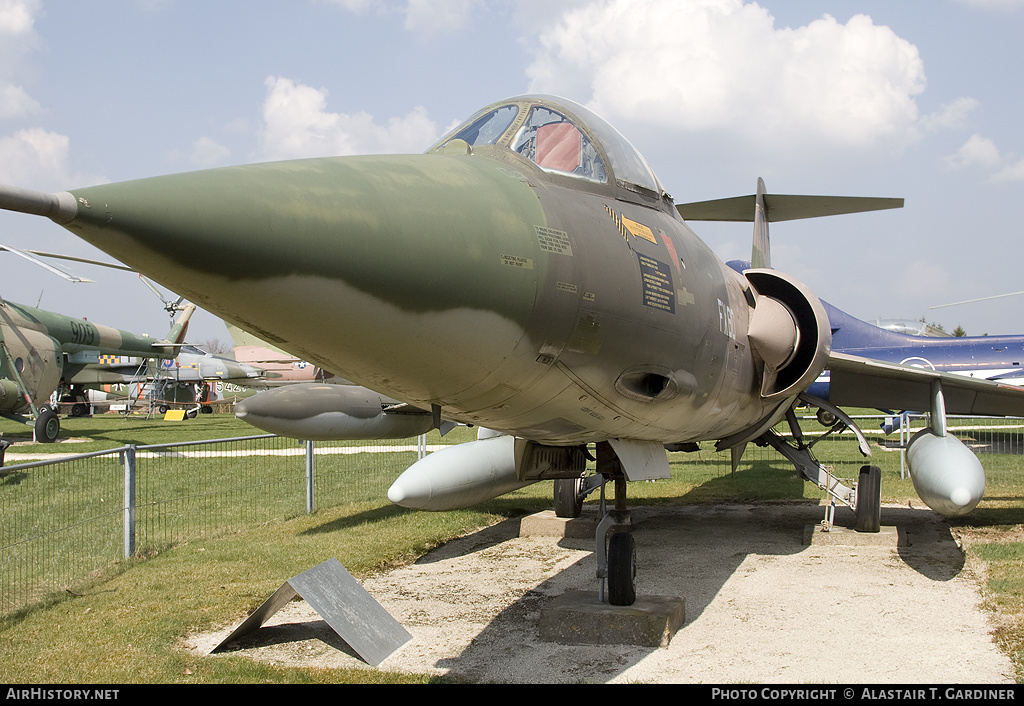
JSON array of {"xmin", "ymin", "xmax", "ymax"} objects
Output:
[
  {"xmin": 676, "ymin": 178, "xmax": 904, "ymax": 270},
  {"xmin": 164, "ymin": 302, "xmax": 196, "ymax": 344},
  {"xmin": 753, "ymin": 177, "xmax": 769, "ymax": 269}
]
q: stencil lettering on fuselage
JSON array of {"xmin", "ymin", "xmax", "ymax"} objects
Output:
[
  {"xmin": 534, "ymin": 225, "xmax": 573, "ymax": 256},
  {"xmin": 637, "ymin": 253, "xmax": 675, "ymax": 313},
  {"xmin": 718, "ymin": 298, "xmax": 737, "ymax": 341}
]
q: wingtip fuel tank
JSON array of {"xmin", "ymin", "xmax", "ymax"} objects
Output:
[
  {"xmin": 235, "ymin": 384, "xmax": 434, "ymax": 440},
  {"xmin": 905, "ymin": 429, "xmax": 986, "ymax": 517},
  {"xmin": 387, "ymin": 433, "xmax": 532, "ymax": 511}
]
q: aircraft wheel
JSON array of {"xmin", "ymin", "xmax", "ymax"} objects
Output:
[
  {"xmin": 607, "ymin": 531, "xmax": 637, "ymax": 606},
  {"xmin": 35, "ymin": 406, "xmax": 60, "ymax": 444},
  {"xmin": 816, "ymin": 408, "xmax": 838, "ymax": 427},
  {"xmin": 855, "ymin": 465, "xmax": 881, "ymax": 533},
  {"xmin": 159, "ymin": 405, "xmax": 169, "ymax": 414},
  {"xmin": 553, "ymin": 477, "xmax": 584, "ymax": 518},
  {"xmin": 71, "ymin": 403, "xmax": 87, "ymax": 417}
]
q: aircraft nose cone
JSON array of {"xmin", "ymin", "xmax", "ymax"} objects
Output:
[{"xmin": 61, "ymin": 154, "xmax": 546, "ymax": 408}]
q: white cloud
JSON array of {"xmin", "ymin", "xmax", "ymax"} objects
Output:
[
  {"xmin": 166, "ymin": 136, "xmax": 232, "ymax": 169},
  {"xmin": 190, "ymin": 137, "xmax": 231, "ymax": 168},
  {"xmin": 0, "ymin": 128, "xmax": 103, "ymax": 189},
  {"xmin": 992, "ymin": 158, "xmax": 1024, "ymax": 182},
  {"xmin": 256, "ymin": 76, "xmax": 441, "ymax": 160},
  {"xmin": 946, "ymin": 134, "xmax": 1002, "ymax": 170},
  {"xmin": 0, "ymin": 0, "xmax": 43, "ymax": 121},
  {"xmin": 0, "ymin": 0, "xmax": 40, "ymax": 37},
  {"xmin": 944, "ymin": 134, "xmax": 1024, "ymax": 181},
  {"xmin": 0, "ymin": 82, "xmax": 40, "ymax": 120},
  {"xmin": 921, "ymin": 97, "xmax": 978, "ymax": 132},
  {"xmin": 526, "ymin": 1, "xmax": 927, "ymax": 153}
]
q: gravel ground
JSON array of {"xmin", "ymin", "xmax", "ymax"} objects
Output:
[{"xmin": 187, "ymin": 502, "xmax": 1015, "ymax": 684}]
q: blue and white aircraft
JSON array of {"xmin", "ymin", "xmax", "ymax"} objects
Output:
[
  {"xmin": 723, "ymin": 260, "xmax": 1024, "ymax": 399},
  {"xmin": 819, "ymin": 300, "xmax": 1024, "ymax": 390}
]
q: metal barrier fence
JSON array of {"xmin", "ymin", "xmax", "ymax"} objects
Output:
[
  {"xmin": 0, "ymin": 434, "xmax": 427, "ymax": 618},
  {"xmin": 1, "ymin": 416, "xmax": 1021, "ymax": 618}
]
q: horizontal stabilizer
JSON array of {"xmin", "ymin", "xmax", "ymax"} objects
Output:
[{"xmin": 677, "ymin": 193, "xmax": 903, "ymax": 223}]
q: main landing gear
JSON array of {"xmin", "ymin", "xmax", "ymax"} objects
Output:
[
  {"xmin": 34, "ymin": 405, "xmax": 60, "ymax": 444},
  {"xmin": 759, "ymin": 394, "xmax": 881, "ymax": 533},
  {"xmin": 553, "ymin": 441, "xmax": 637, "ymax": 606}
]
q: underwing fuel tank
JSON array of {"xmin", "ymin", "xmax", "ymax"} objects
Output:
[
  {"xmin": 234, "ymin": 384, "xmax": 434, "ymax": 440},
  {"xmin": 905, "ymin": 429, "xmax": 985, "ymax": 517},
  {"xmin": 387, "ymin": 433, "xmax": 533, "ymax": 511}
]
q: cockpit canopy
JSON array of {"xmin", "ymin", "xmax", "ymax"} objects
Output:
[{"xmin": 429, "ymin": 95, "xmax": 665, "ymax": 198}]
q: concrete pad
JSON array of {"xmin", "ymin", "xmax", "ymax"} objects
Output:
[
  {"xmin": 519, "ymin": 510, "xmax": 598, "ymax": 539},
  {"xmin": 803, "ymin": 523, "xmax": 903, "ymax": 547},
  {"xmin": 539, "ymin": 589, "xmax": 685, "ymax": 648}
]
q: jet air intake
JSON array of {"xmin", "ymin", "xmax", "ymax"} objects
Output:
[{"xmin": 743, "ymin": 269, "xmax": 831, "ymax": 401}]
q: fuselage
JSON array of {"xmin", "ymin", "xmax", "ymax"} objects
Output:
[
  {"xmin": 61, "ymin": 150, "xmax": 765, "ymax": 444},
  {"xmin": 809, "ymin": 300, "xmax": 1024, "ymax": 398},
  {"xmin": 10, "ymin": 95, "xmax": 831, "ymax": 446}
]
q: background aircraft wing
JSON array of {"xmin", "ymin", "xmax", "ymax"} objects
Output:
[{"xmin": 826, "ymin": 351, "xmax": 1024, "ymax": 417}]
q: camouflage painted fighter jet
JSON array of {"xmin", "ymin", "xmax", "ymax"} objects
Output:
[
  {"xmin": 4, "ymin": 95, "xmax": 1024, "ymax": 604},
  {"xmin": 226, "ymin": 323, "xmax": 339, "ymax": 387},
  {"xmin": 61, "ymin": 341, "xmax": 266, "ymax": 415}
]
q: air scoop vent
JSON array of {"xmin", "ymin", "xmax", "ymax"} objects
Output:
[{"xmin": 615, "ymin": 366, "xmax": 678, "ymax": 402}]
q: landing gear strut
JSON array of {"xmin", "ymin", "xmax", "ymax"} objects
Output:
[
  {"xmin": 759, "ymin": 394, "xmax": 881, "ymax": 532},
  {"xmin": 552, "ymin": 442, "xmax": 637, "ymax": 605},
  {"xmin": 597, "ymin": 475, "xmax": 635, "ymax": 605}
]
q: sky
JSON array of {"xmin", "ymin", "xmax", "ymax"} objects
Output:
[{"xmin": 1, "ymin": 0, "xmax": 1023, "ymax": 349}]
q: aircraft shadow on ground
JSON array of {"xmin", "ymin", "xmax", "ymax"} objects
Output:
[
  {"xmin": 241, "ymin": 465, "xmax": 969, "ymax": 680},
  {"xmin": 431, "ymin": 473, "xmax": 969, "ymax": 682}
]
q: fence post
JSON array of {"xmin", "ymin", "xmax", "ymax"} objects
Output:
[
  {"xmin": 305, "ymin": 440, "xmax": 314, "ymax": 514},
  {"xmin": 900, "ymin": 414, "xmax": 908, "ymax": 480},
  {"xmin": 123, "ymin": 444, "xmax": 136, "ymax": 559}
]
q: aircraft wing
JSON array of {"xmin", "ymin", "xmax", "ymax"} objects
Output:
[{"xmin": 826, "ymin": 351, "xmax": 1024, "ymax": 417}]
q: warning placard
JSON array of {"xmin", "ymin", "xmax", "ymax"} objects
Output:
[{"xmin": 637, "ymin": 253, "xmax": 675, "ymax": 313}]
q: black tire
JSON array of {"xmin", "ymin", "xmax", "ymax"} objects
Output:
[
  {"xmin": 34, "ymin": 406, "xmax": 60, "ymax": 444},
  {"xmin": 855, "ymin": 465, "xmax": 881, "ymax": 533},
  {"xmin": 70, "ymin": 403, "xmax": 87, "ymax": 417},
  {"xmin": 553, "ymin": 477, "xmax": 584, "ymax": 518},
  {"xmin": 159, "ymin": 405, "xmax": 169, "ymax": 414},
  {"xmin": 608, "ymin": 531, "xmax": 637, "ymax": 606}
]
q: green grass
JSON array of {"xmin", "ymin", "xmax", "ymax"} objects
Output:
[
  {"xmin": 951, "ymin": 517, "xmax": 1024, "ymax": 682},
  {"xmin": 0, "ymin": 412, "xmax": 264, "ymax": 453},
  {"xmin": 0, "ymin": 410, "xmax": 1021, "ymax": 682}
]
